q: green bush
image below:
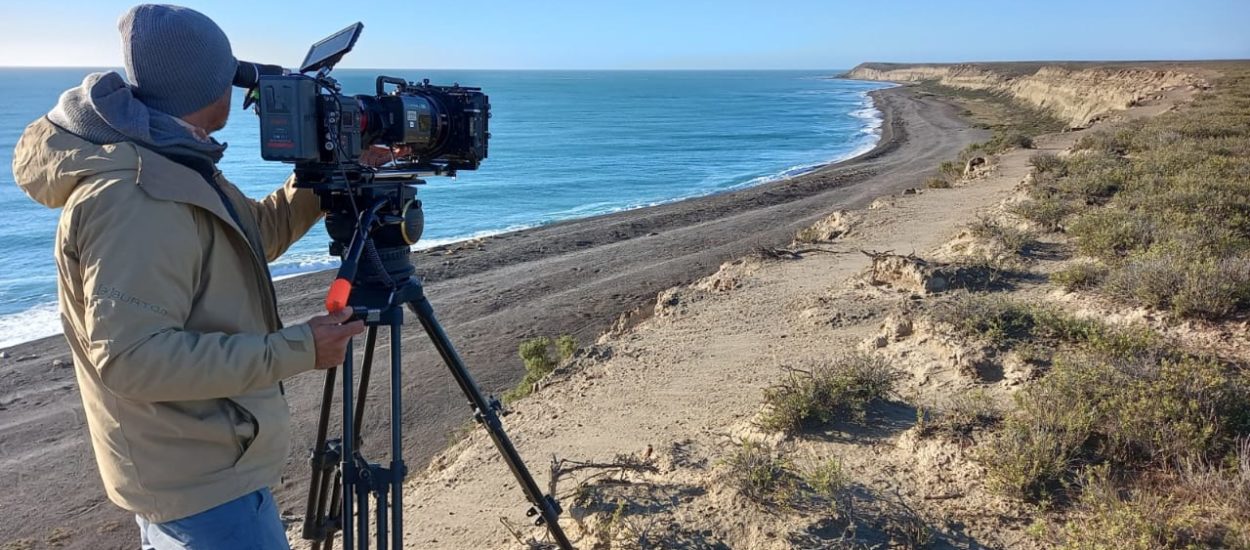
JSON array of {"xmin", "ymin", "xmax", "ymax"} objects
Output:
[
  {"xmin": 925, "ymin": 176, "xmax": 953, "ymax": 189},
  {"xmin": 1055, "ymin": 151, "xmax": 1130, "ymax": 204},
  {"xmin": 1068, "ymin": 210, "xmax": 1157, "ymax": 261},
  {"xmin": 981, "ymin": 358, "xmax": 1119, "ymax": 500},
  {"xmin": 759, "ymin": 354, "xmax": 899, "ymax": 434},
  {"xmin": 1010, "ymin": 196, "xmax": 1078, "ymax": 232},
  {"xmin": 802, "ymin": 457, "xmax": 848, "ymax": 504},
  {"xmin": 1056, "ymin": 466, "xmax": 1250, "ymax": 550},
  {"xmin": 1102, "ymin": 254, "xmax": 1250, "ymax": 319},
  {"xmin": 556, "ymin": 334, "xmax": 577, "ymax": 361},
  {"xmin": 504, "ymin": 337, "xmax": 556, "ymax": 403}
]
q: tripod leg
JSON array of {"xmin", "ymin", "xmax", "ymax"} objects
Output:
[
  {"xmin": 357, "ymin": 478, "xmax": 370, "ymax": 550},
  {"xmin": 407, "ymin": 295, "xmax": 574, "ymax": 550},
  {"xmin": 389, "ymin": 323, "xmax": 405, "ymax": 550},
  {"xmin": 305, "ymin": 364, "xmax": 336, "ymax": 548},
  {"xmin": 341, "ymin": 338, "xmax": 355, "ymax": 550},
  {"xmin": 376, "ymin": 485, "xmax": 388, "ymax": 550},
  {"xmin": 354, "ymin": 327, "xmax": 379, "ymax": 448},
  {"xmin": 325, "ymin": 474, "xmax": 340, "ymax": 550}
]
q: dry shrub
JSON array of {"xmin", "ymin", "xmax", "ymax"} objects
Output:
[
  {"xmin": 981, "ymin": 354, "xmax": 1250, "ymax": 503},
  {"xmin": 968, "ymin": 217, "xmax": 1036, "ymax": 255},
  {"xmin": 759, "ymin": 354, "xmax": 899, "ymax": 435},
  {"xmin": 1050, "ymin": 262, "xmax": 1108, "ymax": 291},
  {"xmin": 721, "ymin": 441, "xmax": 798, "ymax": 505}
]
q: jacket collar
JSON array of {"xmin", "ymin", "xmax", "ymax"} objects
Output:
[{"xmin": 129, "ymin": 142, "xmax": 246, "ymax": 238}]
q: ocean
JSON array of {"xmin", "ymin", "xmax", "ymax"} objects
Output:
[{"xmin": 0, "ymin": 69, "xmax": 888, "ymax": 348}]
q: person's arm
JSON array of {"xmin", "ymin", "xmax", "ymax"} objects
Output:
[
  {"xmin": 244, "ymin": 174, "xmax": 323, "ymax": 262},
  {"xmin": 74, "ymin": 183, "xmax": 317, "ymax": 402}
]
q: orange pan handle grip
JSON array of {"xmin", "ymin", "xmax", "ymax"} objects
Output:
[{"xmin": 325, "ymin": 278, "xmax": 352, "ymax": 313}]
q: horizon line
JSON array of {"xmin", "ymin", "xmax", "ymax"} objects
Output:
[
  {"xmin": 3, "ymin": 57, "xmax": 1248, "ymax": 71},
  {"xmin": 0, "ymin": 65, "xmax": 852, "ymax": 71}
]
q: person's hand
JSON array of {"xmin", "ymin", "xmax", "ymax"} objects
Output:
[
  {"xmin": 307, "ymin": 308, "xmax": 366, "ymax": 370},
  {"xmin": 359, "ymin": 145, "xmax": 412, "ymax": 167}
]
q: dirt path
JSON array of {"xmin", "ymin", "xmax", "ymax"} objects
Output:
[{"xmin": 0, "ymin": 86, "xmax": 985, "ymax": 549}]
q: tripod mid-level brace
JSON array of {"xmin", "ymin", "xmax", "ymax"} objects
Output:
[{"xmin": 301, "ymin": 199, "xmax": 573, "ymax": 550}]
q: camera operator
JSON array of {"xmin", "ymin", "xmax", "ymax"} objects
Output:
[{"xmin": 11, "ymin": 5, "xmax": 384, "ymax": 549}]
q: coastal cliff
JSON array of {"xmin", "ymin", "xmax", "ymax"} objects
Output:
[
  {"xmin": 845, "ymin": 62, "xmax": 1205, "ymax": 127},
  {"xmin": 382, "ymin": 62, "xmax": 1250, "ymax": 549}
]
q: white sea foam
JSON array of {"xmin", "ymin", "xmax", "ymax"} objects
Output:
[
  {"xmin": 0, "ymin": 302, "xmax": 62, "ymax": 349},
  {"xmin": 411, "ymin": 225, "xmax": 536, "ymax": 250},
  {"xmin": 850, "ymin": 91, "xmax": 885, "ymax": 135}
]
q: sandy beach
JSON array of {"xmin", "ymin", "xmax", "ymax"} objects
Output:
[{"xmin": 0, "ymin": 85, "xmax": 986, "ymax": 548}]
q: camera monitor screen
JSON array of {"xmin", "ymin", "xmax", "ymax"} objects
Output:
[{"xmin": 300, "ymin": 22, "xmax": 364, "ymax": 74}]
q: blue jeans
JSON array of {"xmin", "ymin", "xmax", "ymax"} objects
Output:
[{"xmin": 136, "ymin": 488, "xmax": 290, "ymax": 550}]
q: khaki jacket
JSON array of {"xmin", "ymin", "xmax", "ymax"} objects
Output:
[{"xmin": 13, "ymin": 117, "xmax": 322, "ymax": 522}]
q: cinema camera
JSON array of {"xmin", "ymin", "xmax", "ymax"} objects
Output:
[{"xmin": 234, "ymin": 23, "xmax": 572, "ymax": 550}]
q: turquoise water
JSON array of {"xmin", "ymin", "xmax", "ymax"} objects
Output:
[{"xmin": 0, "ymin": 69, "xmax": 887, "ymax": 347}]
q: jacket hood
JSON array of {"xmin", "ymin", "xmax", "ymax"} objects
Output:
[{"xmin": 12, "ymin": 117, "xmax": 140, "ymax": 208}]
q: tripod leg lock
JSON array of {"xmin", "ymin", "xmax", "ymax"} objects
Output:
[
  {"xmin": 309, "ymin": 440, "xmax": 343, "ymax": 471},
  {"xmin": 525, "ymin": 495, "xmax": 564, "ymax": 526}
]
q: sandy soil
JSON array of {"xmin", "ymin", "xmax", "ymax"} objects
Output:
[
  {"xmin": 0, "ymin": 86, "xmax": 987, "ymax": 548},
  {"xmin": 379, "ymin": 87, "xmax": 1195, "ymax": 550}
]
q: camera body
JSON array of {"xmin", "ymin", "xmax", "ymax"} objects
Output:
[
  {"xmin": 242, "ymin": 22, "xmax": 490, "ymax": 284},
  {"xmin": 256, "ymin": 74, "xmax": 489, "ymax": 177}
]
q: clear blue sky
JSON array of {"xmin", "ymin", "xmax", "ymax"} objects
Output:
[{"xmin": 0, "ymin": 0, "xmax": 1246, "ymax": 69}]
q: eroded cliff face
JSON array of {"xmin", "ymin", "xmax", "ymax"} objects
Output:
[{"xmin": 846, "ymin": 63, "xmax": 1203, "ymax": 127}]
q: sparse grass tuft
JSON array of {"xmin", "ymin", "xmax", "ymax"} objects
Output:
[
  {"xmin": 938, "ymin": 160, "xmax": 964, "ymax": 180},
  {"xmin": 918, "ymin": 387, "xmax": 1002, "ymax": 439},
  {"xmin": 759, "ymin": 354, "xmax": 899, "ymax": 435},
  {"xmin": 1050, "ymin": 262, "xmax": 1108, "ymax": 291},
  {"xmin": 794, "ymin": 226, "xmax": 824, "ymax": 244},
  {"xmin": 931, "ymin": 294, "xmax": 1161, "ymax": 359},
  {"xmin": 1029, "ymin": 152, "xmax": 1067, "ymax": 175},
  {"xmin": 969, "ymin": 217, "xmax": 1036, "ymax": 255},
  {"xmin": 801, "ymin": 457, "xmax": 848, "ymax": 506},
  {"xmin": 721, "ymin": 441, "xmax": 798, "ymax": 505},
  {"xmin": 925, "ymin": 176, "xmax": 952, "ymax": 189}
]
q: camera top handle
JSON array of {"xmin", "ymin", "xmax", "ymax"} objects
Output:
[{"xmin": 376, "ymin": 76, "xmax": 407, "ymax": 95}]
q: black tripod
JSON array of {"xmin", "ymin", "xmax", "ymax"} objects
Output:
[{"xmin": 301, "ymin": 200, "xmax": 573, "ymax": 550}]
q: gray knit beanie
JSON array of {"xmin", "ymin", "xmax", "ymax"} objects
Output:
[{"xmin": 118, "ymin": 4, "xmax": 236, "ymax": 117}]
